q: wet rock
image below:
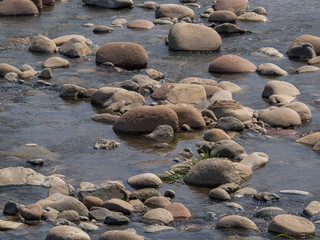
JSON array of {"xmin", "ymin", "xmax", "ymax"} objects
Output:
[
  {"xmin": 19, "ymin": 203, "xmax": 43, "ymax": 220},
  {"xmin": 91, "ymin": 87, "xmax": 145, "ymax": 111},
  {"xmin": 217, "ymin": 81, "xmax": 242, "ymax": 94},
  {"xmin": 203, "ymin": 128, "xmax": 230, "ymax": 142},
  {"xmin": 218, "ymin": 183, "xmax": 240, "ymax": 193},
  {"xmin": 287, "ymin": 42, "xmax": 316, "ymax": 60},
  {"xmin": 180, "ymin": 77, "xmax": 217, "ymax": 86},
  {"xmin": 59, "ymin": 84, "xmax": 86, "ymax": 98},
  {"xmin": 215, "ymin": 117, "xmax": 245, "ymax": 132},
  {"xmin": 4, "ymin": 72, "xmax": 19, "ymax": 82},
  {"xmin": 280, "ymin": 189, "xmax": 310, "ymax": 196},
  {"xmin": 96, "ymin": 42, "xmax": 148, "ymax": 70},
  {"xmin": 215, "ymin": 23, "xmax": 247, "ymax": 34},
  {"xmin": 165, "ymin": 202, "xmax": 191, "ymax": 219},
  {"xmin": 78, "ymin": 181, "xmax": 128, "ymax": 202},
  {"xmin": 184, "ymin": 158, "xmax": 241, "ymax": 187},
  {"xmin": 208, "ymin": 10, "xmax": 236, "ymax": 23},
  {"xmin": 0, "ymin": 63, "xmax": 22, "ymax": 77},
  {"xmin": 209, "ymin": 55, "xmax": 256, "ymax": 73},
  {"xmin": 210, "ymin": 90, "xmax": 233, "ymax": 101},
  {"xmin": 144, "ymin": 196, "xmax": 171, "ymax": 208},
  {"xmin": 91, "ymin": 113, "xmax": 120, "ymax": 124},
  {"xmin": 308, "ymin": 56, "xmax": 320, "ymax": 66},
  {"xmin": 257, "ymin": 63, "xmax": 288, "ymax": 76},
  {"xmin": 208, "ymin": 188, "xmax": 231, "ymax": 201},
  {"xmin": 262, "ymin": 80, "xmax": 300, "ymax": 98},
  {"xmin": 52, "ymin": 219, "xmax": 76, "ymax": 226},
  {"xmin": 0, "ymin": 219, "xmax": 24, "ymax": 231},
  {"xmin": 234, "ymin": 162, "xmax": 252, "ymax": 179},
  {"xmin": 43, "ymin": 57, "xmax": 70, "ymax": 69},
  {"xmin": 83, "ymin": 0, "xmax": 133, "ymax": 8},
  {"xmin": 214, "ymin": 0, "xmax": 248, "ymax": 13},
  {"xmin": 43, "ymin": 207, "xmax": 59, "ymax": 221},
  {"xmin": 89, "ymin": 207, "xmax": 113, "ymax": 221},
  {"xmin": 313, "ymin": 141, "xmax": 320, "ymax": 151},
  {"xmin": 104, "ymin": 211, "xmax": 130, "ymax": 225},
  {"xmin": 39, "ymin": 68, "xmax": 53, "ymax": 78},
  {"xmin": 168, "ymin": 22, "xmax": 221, "ymax": 51},
  {"xmin": 0, "ymin": 0, "xmax": 39, "ymax": 16},
  {"xmin": 108, "ymin": 80, "xmax": 140, "ymax": 92},
  {"xmin": 210, "ymin": 140, "xmax": 245, "ymax": 159},
  {"xmin": 202, "ymin": 109, "xmax": 218, "ymax": 121},
  {"xmin": 296, "ymin": 65, "xmax": 319, "ymax": 73},
  {"xmin": 164, "ymin": 189, "xmax": 176, "ymax": 199},
  {"xmin": 100, "ymin": 230, "xmax": 143, "ymax": 240},
  {"xmin": 129, "ymin": 188, "xmax": 160, "ymax": 202},
  {"xmin": 240, "ymin": 152, "xmax": 269, "ymax": 170},
  {"xmin": 127, "ymin": 173, "xmax": 163, "ymax": 189},
  {"xmin": 256, "ymin": 47, "xmax": 284, "ymax": 58},
  {"xmin": 304, "ymin": 201, "xmax": 320, "ymax": 217},
  {"xmin": 43, "ymin": 0, "xmax": 55, "ymax": 6},
  {"xmin": 53, "ymin": 34, "xmax": 91, "ymax": 46},
  {"xmin": 79, "ymin": 222, "xmax": 98, "ymax": 231},
  {"xmin": 258, "ymin": 107, "xmax": 301, "ymax": 128},
  {"xmin": 155, "ymin": 4, "xmax": 194, "ymax": 20},
  {"xmin": 268, "ymin": 94, "xmax": 295, "ymax": 105},
  {"xmin": 59, "ymin": 38, "xmax": 92, "ymax": 58},
  {"xmin": 252, "ymin": 7, "xmax": 267, "ymax": 16},
  {"xmin": 254, "ymin": 192, "xmax": 280, "ymax": 202},
  {"xmin": 216, "ymin": 215, "xmax": 260, "ymax": 231},
  {"xmin": 94, "ymin": 139, "xmax": 120, "ymax": 150},
  {"xmin": 127, "ymin": 20, "xmax": 154, "ymax": 29},
  {"xmin": 113, "ymin": 106, "xmax": 178, "ymax": 134},
  {"xmin": 83, "ymin": 196, "xmax": 104, "ymax": 209},
  {"xmin": 93, "ymin": 25, "xmax": 114, "ymax": 33},
  {"xmin": 145, "ymin": 68, "xmax": 164, "ymax": 80},
  {"xmin": 129, "ymin": 199, "xmax": 147, "ymax": 212},
  {"xmin": 296, "ymin": 132, "xmax": 320, "ymax": 146},
  {"xmin": 281, "ymin": 102, "xmax": 312, "ymax": 121},
  {"xmin": 168, "ymin": 104, "xmax": 205, "ymax": 129},
  {"xmin": 57, "ymin": 210, "xmax": 80, "ymax": 222},
  {"xmin": 46, "ymin": 225, "xmax": 90, "ymax": 240},
  {"xmin": 3, "ymin": 200, "xmax": 20, "ymax": 216},
  {"xmin": 145, "ymin": 225, "xmax": 175, "ymax": 233},
  {"xmin": 111, "ymin": 18, "xmax": 128, "ymax": 27},
  {"xmin": 288, "ymin": 35, "xmax": 320, "ymax": 55},
  {"xmin": 143, "ymin": 208, "xmax": 174, "ymax": 224},
  {"xmin": 256, "ymin": 207, "xmax": 286, "ymax": 219},
  {"xmin": 152, "ymin": 83, "xmax": 207, "ymax": 104},
  {"xmin": 268, "ymin": 214, "xmax": 315, "ymax": 237},
  {"xmin": 237, "ymin": 12, "xmax": 267, "ymax": 22},
  {"xmin": 37, "ymin": 193, "xmax": 89, "ymax": 217},
  {"xmin": 29, "ymin": 35, "xmax": 56, "ymax": 53},
  {"xmin": 137, "ymin": 1, "xmax": 158, "ymax": 9},
  {"xmin": 234, "ymin": 187, "xmax": 257, "ymax": 197},
  {"xmin": 147, "ymin": 125, "xmax": 174, "ymax": 141}
]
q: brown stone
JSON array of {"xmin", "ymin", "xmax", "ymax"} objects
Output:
[
  {"xmin": 289, "ymin": 35, "xmax": 320, "ymax": 55},
  {"xmin": 155, "ymin": 4, "xmax": 194, "ymax": 19},
  {"xmin": 164, "ymin": 202, "xmax": 192, "ymax": 219},
  {"xmin": 0, "ymin": 0, "xmax": 38, "ymax": 16},
  {"xmin": 203, "ymin": 128, "xmax": 231, "ymax": 142},
  {"xmin": 83, "ymin": 196, "xmax": 104, "ymax": 209},
  {"xmin": 214, "ymin": 0, "xmax": 248, "ymax": 13},
  {"xmin": 127, "ymin": 20, "xmax": 154, "ymax": 29},
  {"xmin": 296, "ymin": 132, "xmax": 320, "ymax": 146},
  {"xmin": 209, "ymin": 55, "xmax": 256, "ymax": 73},
  {"xmin": 168, "ymin": 104, "xmax": 205, "ymax": 129}
]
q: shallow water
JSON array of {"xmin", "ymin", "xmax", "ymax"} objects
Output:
[{"xmin": 1, "ymin": 0, "xmax": 320, "ymax": 239}]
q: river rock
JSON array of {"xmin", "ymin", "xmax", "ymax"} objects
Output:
[
  {"xmin": 268, "ymin": 214, "xmax": 315, "ymax": 237},
  {"xmin": 262, "ymin": 80, "xmax": 300, "ymax": 98},
  {"xmin": 147, "ymin": 125, "xmax": 174, "ymax": 141},
  {"xmin": 203, "ymin": 85, "xmax": 223, "ymax": 98},
  {"xmin": 288, "ymin": 35, "xmax": 320, "ymax": 55},
  {"xmin": 215, "ymin": 117, "xmax": 245, "ymax": 132},
  {"xmin": 0, "ymin": 219, "xmax": 24, "ymax": 231},
  {"xmin": 208, "ymin": 188, "xmax": 231, "ymax": 201},
  {"xmin": 127, "ymin": 20, "xmax": 154, "ymax": 29},
  {"xmin": 43, "ymin": 57, "xmax": 70, "ymax": 68},
  {"xmin": 39, "ymin": 68, "xmax": 52, "ymax": 78},
  {"xmin": 209, "ymin": 55, "xmax": 256, "ymax": 73},
  {"xmin": 59, "ymin": 38, "xmax": 92, "ymax": 58},
  {"xmin": 240, "ymin": 152, "xmax": 269, "ymax": 170},
  {"xmin": 164, "ymin": 202, "xmax": 191, "ymax": 219},
  {"xmin": 257, "ymin": 47, "xmax": 284, "ymax": 58},
  {"xmin": 19, "ymin": 203, "xmax": 43, "ymax": 220},
  {"xmin": 0, "ymin": 0, "xmax": 38, "ymax": 16},
  {"xmin": 217, "ymin": 81, "xmax": 242, "ymax": 94},
  {"xmin": 129, "ymin": 188, "xmax": 160, "ymax": 202},
  {"xmin": 137, "ymin": 1, "xmax": 158, "ymax": 9},
  {"xmin": 43, "ymin": 0, "xmax": 55, "ymax": 5},
  {"xmin": 180, "ymin": 77, "xmax": 217, "ymax": 86},
  {"xmin": 29, "ymin": 35, "xmax": 56, "ymax": 53},
  {"xmin": 108, "ymin": 80, "xmax": 140, "ymax": 92},
  {"xmin": 216, "ymin": 215, "xmax": 260, "ymax": 231},
  {"xmin": 53, "ymin": 34, "xmax": 91, "ymax": 46},
  {"xmin": 59, "ymin": 84, "xmax": 86, "ymax": 99},
  {"xmin": 234, "ymin": 162, "xmax": 252, "ymax": 179},
  {"xmin": 91, "ymin": 87, "xmax": 145, "ymax": 111},
  {"xmin": 257, "ymin": 63, "xmax": 288, "ymax": 76},
  {"xmin": 237, "ymin": 12, "xmax": 267, "ymax": 22},
  {"xmin": 313, "ymin": 141, "xmax": 320, "ymax": 151},
  {"xmin": 127, "ymin": 173, "xmax": 163, "ymax": 189},
  {"xmin": 297, "ymin": 65, "xmax": 320, "ymax": 73},
  {"xmin": 145, "ymin": 68, "xmax": 164, "ymax": 80},
  {"xmin": 83, "ymin": 0, "xmax": 133, "ymax": 8},
  {"xmin": 104, "ymin": 211, "xmax": 130, "ymax": 225},
  {"xmin": 304, "ymin": 201, "xmax": 320, "ymax": 216},
  {"xmin": 208, "ymin": 10, "xmax": 236, "ymax": 23},
  {"xmin": 308, "ymin": 56, "xmax": 320, "ymax": 66},
  {"xmin": 83, "ymin": 196, "xmax": 104, "ymax": 209},
  {"xmin": 218, "ymin": 183, "xmax": 240, "ymax": 193},
  {"xmin": 94, "ymin": 139, "xmax": 120, "ymax": 150},
  {"xmin": 210, "ymin": 90, "xmax": 232, "ymax": 101},
  {"xmin": 152, "ymin": 83, "xmax": 207, "ymax": 104},
  {"xmin": 0, "ymin": 63, "xmax": 22, "ymax": 77},
  {"xmin": 4, "ymin": 72, "xmax": 19, "ymax": 82},
  {"xmin": 113, "ymin": 106, "xmax": 178, "ymax": 134},
  {"xmin": 93, "ymin": 25, "xmax": 114, "ymax": 33},
  {"xmin": 31, "ymin": 0, "xmax": 42, "ymax": 9},
  {"xmin": 215, "ymin": 23, "xmax": 247, "ymax": 34},
  {"xmin": 3, "ymin": 200, "xmax": 20, "ymax": 216},
  {"xmin": 184, "ymin": 158, "xmax": 241, "ymax": 187},
  {"xmin": 268, "ymin": 94, "xmax": 295, "ymax": 105},
  {"xmin": 256, "ymin": 207, "xmax": 286, "ymax": 219},
  {"xmin": 96, "ymin": 42, "xmax": 148, "ymax": 70},
  {"xmin": 168, "ymin": 22, "xmax": 221, "ymax": 51},
  {"xmin": 258, "ymin": 107, "xmax": 301, "ymax": 128},
  {"xmin": 144, "ymin": 196, "xmax": 171, "ymax": 208},
  {"xmin": 57, "ymin": 210, "xmax": 80, "ymax": 222},
  {"xmin": 143, "ymin": 208, "xmax": 174, "ymax": 224},
  {"xmin": 79, "ymin": 222, "xmax": 98, "ymax": 231},
  {"xmin": 234, "ymin": 187, "xmax": 257, "ymax": 197},
  {"xmin": 203, "ymin": 129, "xmax": 230, "ymax": 142},
  {"xmin": 89, "ymin": 207, "xmax": 112, "ymax": 221},
  {"xmin": 46, "ymin": 225, "xmax": 90, "ymax": 240},
  {"xmin": 281, "ymin": 102, "xmax": 312, "ymax": 121},
  {"xmin": 100, "ymin": 230, "xmax": 143, "ymax": 240},
  {"xmin": 254, "ymin": 192, "xmax": 280, "ymax": 202},
  {"xmin": 214, "ymin": 0, "xmax": 248, "ymax": 13},
  {"xmin": 210, "ymin": 140, "xmax": 245, "ymax": 159},
  {"xmin": 296, "ymin": 132, "xmax": 320, "ymax": 146},
  {"xmin": 287, "ymin": 42, "xmax": 316, "ymax": 60},
  {"xmin": 253, "ymin": 6, "xmax": 267, "ymax": 15},
  {"xmin": 91, "ymin": 113, "xmax": 120, "ymax": 124},
  {"xmin": 155, "ymin": 4, "xmax": 194, "ymax": 19},
  {"xmin": 168, "ymin": 104, "xmax": 205, "ymax": 129},
  {"xmin": 111, "ymin": 18, "xmax": 127, "ymax": 27}
]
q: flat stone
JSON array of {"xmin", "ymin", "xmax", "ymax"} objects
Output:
[
  {"xmin": 304, "ymin": 201, "xmax": 320, "ymax": 216},
  {"xmin": 144, "ymin": 225, "xmax": 175, "ymax": 233},
  {"xmin": 216, "ymin": 215, "xmax": 260, "ymax": 231},
  {"xmin": 0, "ymin": 219, "xmax": 24, "ymax": 231},
  {"xmin": 256, "ymin": 207, "xmax": 286, "ymax": 219},
  {"xmin": 43, "ymin": 57, "xmax": 70, "ymax": 68},
  {"xmin": 94, "ymin": 139, "xmax": 120, "ymax": 150},
  {"xmin": 129, "ymin": 188, "xmax": 160, "ymax": 202},
  {"xmin": 297, "ymin": 65, "xmax": 320, "ymax": 73},
  {"xmin": 256, "ymin": 47, "xmax": 284, "ymax": 58},
  {"xmin": 254, "ymin": 192, "xmax": 280, "ymax": 202},
  {"xmin": 103, "ymin": 198, "xmax": 134, "ymax": 215}
]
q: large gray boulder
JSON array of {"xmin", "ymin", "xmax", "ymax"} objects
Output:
[
  {"xmin": 83, "ymin": 0, "xmax": 133, "ymax": 9},
  {"xmin": 168, "ymin": 22, "xmax": 221, "ymax": 51},
  {"xmin": 155, "ymin": 4, "xmax": 194, "ymax": 19},
  {"xmin": 184, "ymin": 158, "xmax": 241, "ymax": 187}
]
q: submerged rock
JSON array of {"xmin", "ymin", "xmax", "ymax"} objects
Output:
[
  {"xmin": 94, "ymin": 139, "xmax": 120, "ymax": 150},
  {"xmin": 237, "ymin": 12, "xmax": 267, "ymax": 22},
  {"xmin": 215, "ymin": 23, "xmax": 247, "ymax": 34}
]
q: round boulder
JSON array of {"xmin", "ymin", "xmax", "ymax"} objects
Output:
[
  {"xmin": 257, "ymin": 63, "xmax": 288, "ymax": 76},
  {"xmin": 217, "ymin": 81, "xmax": 241, "ymax": 94},
  {"xmin": 28, "ymin": 35, "xmax": 56, "ymax": 53},
  {"xmin": 184, "ymin": 158, "xmax": 241, "ymax": 187},
  {"xmin": 262, "ymin": 80, "xmax": 300, "ymax": 98},
  {"xmin": 144, "ymin": 196, "xmax": 171, "ymax": 208},
  {"xmin": 288, "ymin": 35, "xmax": 320, "ymax": 55},
  {"xmin": 208, "ymin": 188, "xmax": 231, "ymax": 201},
  {"xmin": 0, "ymin": 63, "xmax": 22, "ymax": 77},
  {"xmin": 209, "ymin": 55, "xmax": 256, "ymax": 73},
  {"xmin": 127, "ymin": 173, "xmax": 163, "ymax": 189},
  {"xmin": 208, "ymin": 10, "xmax": 237, "ymax": 23},
  {"xmin": 215, "ymin": 116, "xmax": 245, "ymax": 132},
  {"xmin": 240, "ymin": 152, "xmax": 269, "ymax": 170},
  {"xmin": 216, "ymin": 215, "xmax": 260, "ymax": 231},
  {"xmin": 103, "ymin": 198, "xmax": 134, "ymax": 215},
  {"xmin": 281, "ymin": 102, "xmax": 312, "ymax": 121},
  {"xmin": 113, "ymin": 106, "xmax": 179, "ymax": 134},
  {"xmin": 43, "ymin": 57, "xmax": 70, "ymax": 69},
  {"xmin": 164, "ymin": 202, "xmax": 191, "ymax": 219},
  {"xmin": 46, "ymin": 225, "xmax": 90, "ymax": 240},
  {"xmin": 203, "ymin": 128, "xmax": 231, "ymax": 142},
  {"xmin": 237, "ymin": 12, "xmax": 267, "ymax": 22},
  {"xmin": 155, "ymin": 4, "xmax": 194, "ymax": 20},
  {"xmin": 0, "ymin": 0, "xmax": 38, "ymax": 16},
  {"xmin": 287, "ymin": 43, "xmax": 316, "ymax": 60},
  {"xmin": 258, "ymin": 107, "xmax": 301, "ymax": 128},
  {"xmin": 168, "ymin": 22, "xmax": 221, "ymax": 51},
  {"xmin": 143, "ymin": 208, "xmax": 174, "ymax": 224},
  {"xmin": 214, "ymin": 0, "xmax": 248, "ymax": 13},
  {"xmin": 127, "ymin": 20, "xmax": 154, "ymax": 29},
  {"xmin": 96, "ymin": 42, "xmax": 148, "ymax": 70}
]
